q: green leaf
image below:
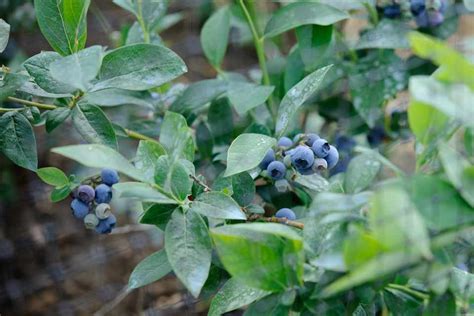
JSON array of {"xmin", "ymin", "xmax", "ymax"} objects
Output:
[
  {"xmin": 227, "ymin": 82, "xmax": 274, "ymax": 115},
  {"xmin": 23, "ymin": 52, "xmax": 76, "ymax": 94},
  {"xmin": 296, "ymin": 24, "xmax": 333, "ymax": 71},
  {"xmin": 264, "ymin": 2, "xmax": 348, "ymax": 38},
  {"xmin": 113, "ymin": 0, "xmax": 168, "ymax": 32},
  {"xmin": 190, "ymin": 191, "xmax": 246, "ymax": 220},
  {"xmin": 275, "ymin": 65, "xmax": 333, "ymax": 137},
  {"xmin": 49, "ymin": 46, "xmax": 103, "ymax": 91},
  {"xmin": 34, "ymin": 0, "xmax": 90, "ymax": 55},
  {"xmin": 356, "ymin": 20, "xmax": 410, "ymax": 50},
  {"xmin": 224, "ymin": 133, "xmax": 276, "ymax": 177},
  {"xmin": 438, "ymin": 143, "xmax": 474, "ymax": 207},
  {"xmin": 128, "ymin": 249, "xmax": 172, "ymax": 290},
  {"xmin": 244, "ymin": 293, "xmax": 291, "ymax": 316},
  {"xmin": 50, "ymin": 185, "xmax": 72, "ymax": 202},
  {"xmin": 18, "ymin": 81, "xmax": 72, "ymax": 99},
  {"xmin": 309, "ymin": 191, "xmax": 373, "ymax": 216},
  {"xmin": 51, "ymin": 144, "xmax": 145, "ymax": 181},
  {"xmin": 160, "ymin": 111, "xmax": 194, "ymax": 161},
  {"xmin": 231, "ymin": 172, "xmax": 255, "ymax": 206},
  {"xmin": 369, "ymin": 185, "xmax": 432, "ymax": 258},
  {"xmin": 134, "ymin": 140, "xmax": 166, "ymax": 182},
  {"xmin": 344, "ymin": 154, "xmax": 381, "ymax": 194},
  {"xmin": 211, "ymin": 223, "xmax": 304, "ymax": 292},
  {"xmin": 449, "ymin": 267, "xmax": 474, "ymax": 304},
  {"xmin": 200, "ymin": 6, "xmax": 230, "ymax": 67},
  {"xmin": 196, "ymin": 122, "xmax": 213, "ymax": 159},
  {"xmin": 94, "ymin": 44, "xmax": 187, "ymax": 91},
  {"xmin": 154, "ymin": 156, "xmax": 193, "ymax": 201},
  {"xmin": 113, "ymin": 182, "xmax": 176, "ymax": 204},
  {"xmin": 170, "ymin": 79, "xmax": 227, "ymax": 112},
  {"xmin": 0, "ymin": 19, "xmax": 10, "ymax": 53},
  {"xmin": 37, "ymin": 167, "xmax": 69, "ymax": 187},
  {"xmin": 165, "ymin": 209, "xmax": 212, "ymax": 298},
  {"xmin": 409, "ymin": 76, "xmax": 474, "ymax": 129},
  {"xmin": 422, "ymin": 292, "xmax": 456, "ymax": 316},
  {"xmin": 405, "ymin": 175, "xmax": 474, "ymax": 232},
  {"xmin": 72, "ymin": 103, "xmax": 118, "ymax": 149},
  {"xmin": 45, "ymin": 108, "xmax": 71, "ymax": 133},
  {"xmin": 208, "ymin": 278, "xmax": 271, "ymax": 316},
  {"xmin": 0, "ymin": 73, "xmax": 29, "ymax": 101},
  {"xmin": 82, "ymin": 89, "xmax": 153, "ymax": 108},
  {"xmin": 408, "ymin": 101, "xmax": 449, "ymax": 145},
  {"xmin": 293, "ymin": 173, "xmax": 329, "ymax": 195},
  {"xmin": 409, "ymin": 32, "xmax": 474, "ymax": 89},
  {"xmin": 140, "ymin": 203, "xmax": 177, "ymax": 230},
  {"xmin": 321, "ymin": 250, "xmax": 422, "ymax": 298},
  {"xmin": 0, "ymin": 112, "xmax": 37, "ymax": 171},
  {"xmin": 343, "ymin": 228, "xmax": 384, "ymax": 270},
  {"xmin": 208, "ymin": 98, "xmax": 233, "ymax": 144}
]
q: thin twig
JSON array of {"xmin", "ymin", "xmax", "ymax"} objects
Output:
[
  {"xmin": 94, "ymin": 285, "xmax": 131, "ymax": 316},
  {"xmin": 249, "ymin": 214, "xmax": 304, "ymax": 229},
  {"xmin": 190, "ymin": 174, "xmax": 211, "ymax": 192},
  {"xmin": 7, "ymin": 96, "xmax": 57, "ymax": 110}
]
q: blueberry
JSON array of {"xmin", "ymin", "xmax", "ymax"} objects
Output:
[
  {"xmin": 275, "ymin": 208, "xmax": 296, "ymax": 220},
  {"xmin": 291, "ymin": 145, "xmax": 315, "ymax": 170},
  {"xmin": 334, "ymin": 135, "xmax": 356, "ymax": 153},
  {"xmin": 259, "ymin": 149, "xmax": 275, "ymax": 169},
  {"xmin": 267, "ymin": 161, "xmax": 286, "ymax": 180},
  {"xmin": 95, "ymin": 214, "xmax": 117, "ymax": 234},
  {"xmin": 95, "ymin": 184, "xmax": 112, "ymax": 204},
  {"xmin": 95, "ymin": 203, "xmax": 112, "ymax": 219},
  {"xmin": 101, "ymin": 168, "xmax": 120, "ymax": 186},
  {"xmin": 428, "ymin": 10, "xmax": 444, "ymax": 26},
  {"xmin": 305, "ymin": 133, "xmax": 320, "ymax": 147},
  {"xmin": 312, "ymin": 158, "xmax": 328, "ymax": 171},
  {"xmin": 367, "ymin": 126, "xmax": 386, "ymax": 147},
  {"xmin": 383, "ymin": 4, "xmax": 401, "ymax": 18},
  {"xmin": 71, "ymin": 199, "xmax": 89, "ymax": 219},
  {"xmin": 84, "ymin": 213, "xmax": 99, "ymax": 229},
  {"xmin": 410, "ymin": 0, "xmax": 425, "ymax": 15},
  {"xmin": 311, "ymin": 139, "xmax": 330, "ymax": 158},
  {"xmin": 77, "ymin": 185, "xmax": 95, "ymax": 203},
  {"xmin": 325, "ymin": 145, "xmax": 339, "ymax": 169},
  {"xmin": 298, "ymin": 166, "xmax": 315, "ymax": 175},
  {"xmin": 277, "ymin": 137, "xmax": 293, "ymax": 148}
]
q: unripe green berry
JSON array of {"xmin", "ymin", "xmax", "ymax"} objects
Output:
[
  {"xmin": 84, "ymin": 213, "xmax": 100, "ymax": 229},
  {"xmin": 95, "ymin": 203, "xmax": 112, "ymax": 219}
]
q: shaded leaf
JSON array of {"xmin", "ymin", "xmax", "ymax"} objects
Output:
[
  {"xmin": 190, "ymin": 191, "xmax": 246, "ymax": 220},
  {"xmin": 159, "ymin": 111, "xmax": 194, "ymax": 161},
  {"xmin": 113, "ymin": 182, "xmax": 175, "ymax": 204},
  {"xmin": 227, "ymin": 82, "xmax": 274, "ymax": 115},
  {"xmin": 128, "ymin": 249, "xmax": 172, "ymax": 290},
  {"xmin": 344, "ymin": 153, "xmax": 381, "ymax": 193},
  {"xmin": 134, "ymin": 140, "xmax": 166, "ymax": 182},
  {"xmin": 0, "ymin": 19, "xmax": 10, "ymax": 53},
  {"xmin": 201, "ymin": 6, "xmax": 230, "ymax": 67},
  {"xmin": 170, "ymin": 79, "xmax": 227, "ymax": 112},
  {"xmin": 356, "ymin": 20, "xmax": 410, "ymax": 50},
  {"xmin": 82, "ymin": 89, "xmax": 153, "ymax": 108}
]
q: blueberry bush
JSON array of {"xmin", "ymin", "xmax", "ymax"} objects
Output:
[{"xmin": 1, "ymin": 0, "xmax": 474, "ymax": 314}]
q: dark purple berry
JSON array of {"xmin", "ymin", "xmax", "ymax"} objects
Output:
[
  {"xmin": 383, "ymin": 4, "xmax": 401, "ymax": 18},
  {"xmin": 305, "ymin": 133, "xmax": 320, "ymax": 147},
  {"xmin": 311, "ymin": 139, "xmax": 330, "ymax": 158},
  {"xmin": 277, "ymin": 137, "xmax": 293, "ymax": 148},
  {"xmin": 77, "ymin": 185, "xmax": 95, "ymax": 203},
  {"xmin": 275, "ymin": 208, "xmax": 296, "ymax": 220},
  {"xmin": 367, "ymin": 126, "xmax": 386, "ymax": 147},
  {"xmin": 428, "ymin": 10, "xmax": 444, "ymax": 27},
  {"xmin": 259, "ymin": 149, "xmax": 275, "ymax": 169},
  {"xmin": 335, "ymin": 135, "xmax": 356, "ymax": 153},
  {"xmin": 267, "ymin": 161, "xmax": 286, "ymax": 180},
  {"xmin": 411, "ymin": 0, "xmax": 425, "ymax": 15},
  {"xmin": 291, "ymin": 145, "xmax": 315, "ymax": 170},
  {"xmin": 71, "ymin": 199, "xmax": 89, "ymax": 219},
  {"xmin": 325, "ymin": 145, "xmax": 339, "ymax": 169},
  {"xmin": 101, "ymin": 168, "xmax": 119, "ymax": 186},
  {"xmin": 95, "ymin": 184, "xmax": 112, "ymax": 204}
]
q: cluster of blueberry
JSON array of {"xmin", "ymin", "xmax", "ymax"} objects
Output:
[
  {"xmin": 260, "ymin": 134, "xmax": 339, "ymax": 181},
  {"xmin": 378, "ymin": 0, "xmax": 447, "ymax": 28},
  {"xmin": 70, "ymin": 169, "xmax": 120, "ymax": 234}
]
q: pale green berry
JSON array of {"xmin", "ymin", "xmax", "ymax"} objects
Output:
[
  {"xmin": 95, "ymin": 203, "xmax": 112, "ymax": 219},
  {"xmin": 84, "ymin": 213, "xmax": 100, "ymax": 229}
]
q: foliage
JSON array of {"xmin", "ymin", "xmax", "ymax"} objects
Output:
[{"xmin": 0, "ymin": 0, "xmax": 473, "ymax": 314}]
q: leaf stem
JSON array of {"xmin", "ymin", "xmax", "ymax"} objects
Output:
[
  {"xmin": 6, "ymin": 96, "xmax": 156, "ymax": 143},
  {"xmin": 238, "ymin": 0, "xmax": 276, "ymax": 121},
  {"xmin": 0, "ymin": 107, "xmax": 22, "ymax": 113},
  {"xmin": 7, "ymin": 96, "xmax": 58, "ymax": 110},
  {"xmin": 136, "ymin": 0, "xmax": 151, "ymax": 44},
  {"xmin": 387, "ymin": 283, "xmax": 429, "ymax": 301}
]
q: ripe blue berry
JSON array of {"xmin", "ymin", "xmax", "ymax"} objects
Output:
[
  {"xmin": 291, "ymin": 145, "xmax": 315, "ymax": 170},
  {"xmin": 410, "ymin": 0, "xmax": 425, "ymax": 15},
  {"xmin": 275, "ymin": 208, "xmax": 296, "ymax": 220},
  {"xmin": 335, "ymin": 135, "xmax": 356, "ymax": 153},
  {"xmin": 95, "ymin": 214, "xmax": 117, "ymax": 234},
  {"xmin": 383, "ymin": 4, "xmax": 401, "ymax": 18},
  {"xmin": 95, "ymin": 203, "xmax": 112, "ymax": 219},
  {"xmin": 101, "ymin": 168, "xmax": 120, "ymax": 186},
  {"xmin": 427, "ymin": 10, "xmax": 444, "ymax": 26},
  {"xmin": 277, "ymin": 137, "xmax": 293, "ymax": 148},
  {"xmin": 325, "ymin": 145, "xmax": 339, "ymax": 169},
  {"xmin": 71, "ymin": 199, "xmax": 89, "ymax": 219},
  {"xmin": 305, "ymin": 133, "xmax": 320, "ymax": 147},
  {"xmin": 77, "ymin": 185, "xmax": 95, "ymax": 203},
  {"xmin": 259, "ymin": 149, "xmax": 275, "ymax": 169},
  {"xmin": 267, "ymin": 161, "xmax": 286, "ymax": 180},
  {"xmin": 311, "ymin": 139, "xmax": 330, "ymax": 158},
  {"xmin": 367, "ymin": 126, "xmax": 386, "ymax": 147},
  {"xmin": 95, "ymin": 184, "xmax": 112, "ymax": 204}
]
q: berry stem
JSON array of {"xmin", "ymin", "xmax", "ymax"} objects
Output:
[{"xmin": 249, "ymin": 214, "xmax": 304, "ymax": 229}]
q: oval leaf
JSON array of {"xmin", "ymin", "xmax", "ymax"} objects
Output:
[
  {"xmin": 128, "ymin": 249, "xmax": 172, "ymax": 290},
  {"xmin": 190, "ymin": 191, "xmax": 246, "ymax": 220},
  {"xmin": 344, "ymin": 153, "xmax": 381, "ymax": 194},
  {"xmin": 37, "ymin": 167, "xmax": 69, "ymax": 187},
  {"xmin": 200, "ymin": 6, "xmax": 231, "ymax": 67}
]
